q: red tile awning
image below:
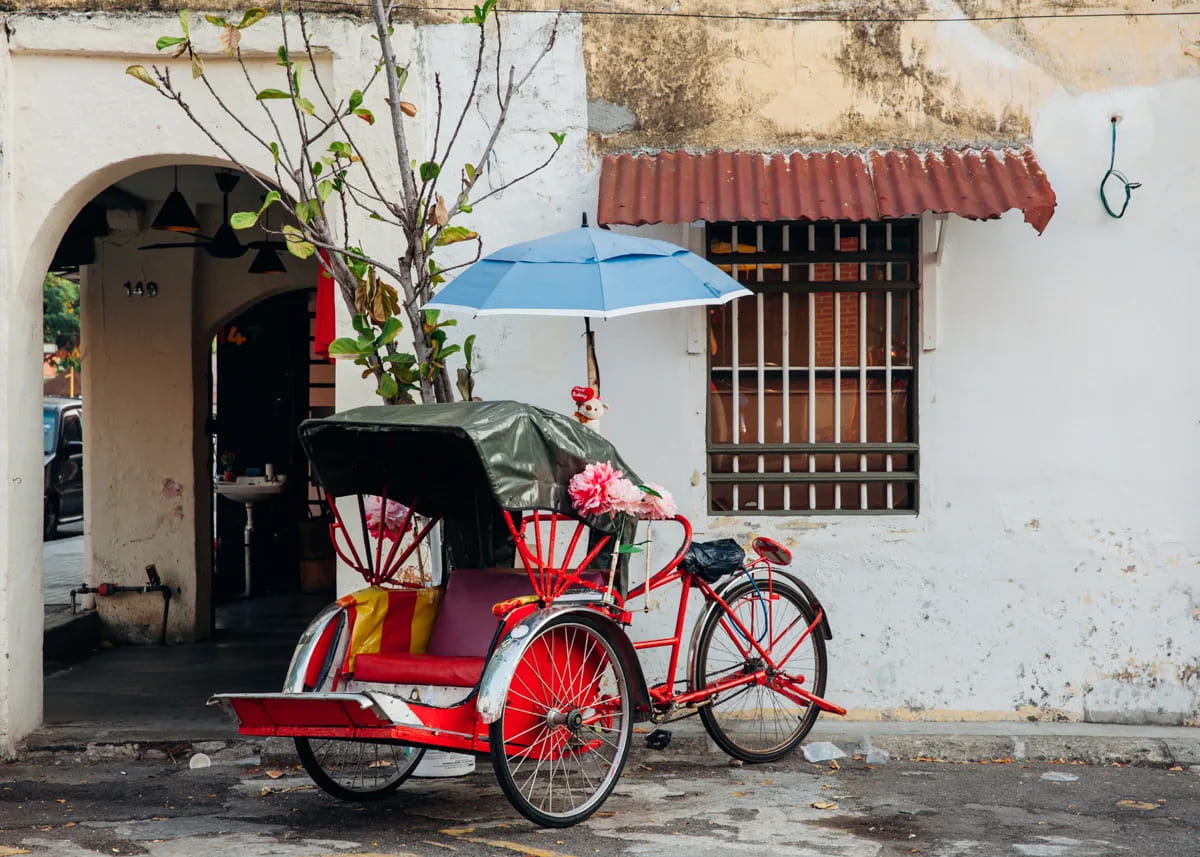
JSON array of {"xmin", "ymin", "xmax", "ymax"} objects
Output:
[{"xmin": 598, "ymin": 147, "xmax": 1057, "ymax": 234}]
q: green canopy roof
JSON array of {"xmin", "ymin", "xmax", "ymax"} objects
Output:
[{"xmin": 298, "ymin": 400, "xmax": 640, "ymax": 533}]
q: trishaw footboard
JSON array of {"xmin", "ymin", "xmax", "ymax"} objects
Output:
[{"xmin": 207, "ymin": 692, "xmax": 481, "ymax": 751}]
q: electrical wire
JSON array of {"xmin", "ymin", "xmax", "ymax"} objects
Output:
[
  {"xmin": 1100, "ymin": 118, "xmax": 1140, "ymax": 219},
  {"xmin": 296, "ymin": 0, "xmax": 1200, "ymax": 25}
]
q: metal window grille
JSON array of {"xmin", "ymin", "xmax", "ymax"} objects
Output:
[{"xmin": 706, "ymin": 220, "xmax": 919, "ymax": 515}]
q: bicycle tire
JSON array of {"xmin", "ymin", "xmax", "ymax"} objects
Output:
[
  {"xmin": 692, "ymin": 577, "xmax": 827, "ymax": 763},
  {"xmin": 489, "ymin": 612, "xmax": 633, "ymax": 827},
  {"xmin": 295, "ymin": 736, "xmax": 424, "ymax": 801}
]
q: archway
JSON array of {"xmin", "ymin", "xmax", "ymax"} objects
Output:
[{"xmin": 3, "ymin": 156, "xmax": 319, "ymax": 754}]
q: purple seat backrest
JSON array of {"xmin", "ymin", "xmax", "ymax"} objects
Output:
[{"xmin": 426, "ymin": 568, "xmax": 534, "ymax": 658}]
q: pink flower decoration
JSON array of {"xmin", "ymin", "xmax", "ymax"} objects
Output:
[
  {"xmin": 569, "ymin": 461, "xmax": 623, "ymax": 515},
  {"xmin": 637, "ymin": 483, "xmax": 677, "ymax": 520},
  {"xmin": 364, "ymin": 495, "xmax": 410, "ymax": 542},
  {"xmin": 607, "ymin": 478, "xmax": 645, "ymax": 516}
]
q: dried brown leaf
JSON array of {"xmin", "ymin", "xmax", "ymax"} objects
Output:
[
  {"xmin": 219, "ymin": 25, "xmax": 241, "ymax": 56},
  {"xmin": 811, "ymin": 801, "xmax": 839, "ymax": 810},
  {"xmin": 399, "ymin": 101, "xmax": 418, "ymax": 117},
  {"xmin": 266, "ymin": 769, "xmax": 285, "ymax": 779},
  {"xmin": 1116, "ymin": 799, "xmax": 1159, "ymax": 810}
]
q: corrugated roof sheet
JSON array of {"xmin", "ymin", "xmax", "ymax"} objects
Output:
[{"xmin": 598, "ymin": 146, "xmax": 1057, "ymax": 234}]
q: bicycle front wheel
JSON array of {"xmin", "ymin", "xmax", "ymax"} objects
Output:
[
  {"xmin": 295, "ymin": 737, "xmax": 424, "ymax": 801},
  {"xmin": 489, "ymin": 613, "xmax": 633, "ymax": 827},
  {"xmin": 692, "ymin": 577, "xmax": 827, "ymax": 763}
]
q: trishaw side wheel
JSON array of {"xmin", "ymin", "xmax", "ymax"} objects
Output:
[
  {"xmin": 693, "ymin": 578, "xmax": 827, "ymax": 763},
  {"xmin": 489, "ymin": 613, "xmax": 633, "ymax": 828},
  {"xmin": 295, "ymin": 737, "xmax": 424, "ymax": 801}
]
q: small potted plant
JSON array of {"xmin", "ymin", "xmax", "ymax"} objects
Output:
[{"xmin": 219, "ymin": 451, "xmax": 237, "ymax": 482}]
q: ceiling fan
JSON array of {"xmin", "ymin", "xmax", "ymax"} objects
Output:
[{"xmin": 141, "ymin": 171, "xmax": 289, "ymax": 272}]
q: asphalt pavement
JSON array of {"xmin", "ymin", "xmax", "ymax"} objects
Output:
[{"xmin": 1, "ymin": 751, "xmax": 1197, "ymax": 856}]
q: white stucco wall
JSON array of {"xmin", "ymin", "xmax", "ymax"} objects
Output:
[
  {"xmin": 372, "ymin": 16, "xmax": 1200, "ymax": 725},
  {"xmin": 2, "ymin": 7, "xmax": 1198, "ymax": 756}
]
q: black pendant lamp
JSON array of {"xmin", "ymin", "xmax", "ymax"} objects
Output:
[
  {"xmin": 248, "ymin": 245, "xmax": 287, "ymax": 275},
  {"xmin": 248, "ymin": 204, "xmax": 287, "ymax": 274},
  {"xmin": 151, "ymin": 166, "xmax": 201, "ymax": 233}
]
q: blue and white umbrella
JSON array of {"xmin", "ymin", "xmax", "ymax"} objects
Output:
[{"xmin": 425, "ymin": 226, "xmax": 750, "ymax": 318}]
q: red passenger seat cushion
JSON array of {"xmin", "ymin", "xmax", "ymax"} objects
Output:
[
  {"xmin": 354, "ymin": 652, "xmax": 485, "ymax": 687},
  {"xmin": 426, "ymin": 567, "xmax": 535, "ymax": 658}
]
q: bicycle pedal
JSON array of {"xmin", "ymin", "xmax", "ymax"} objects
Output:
[{"xmin": 644, "ymin": 729, "xmax": 672, "ymax": 750}]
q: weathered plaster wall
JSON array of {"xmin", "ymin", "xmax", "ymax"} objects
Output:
[
  {"xmin": 0, "ymin": 10, "xmax": 409, "ymax": 753},
  {"xmin": 581, "ymin": 0, "xmax": 1200, "ymax": 151},
  {"xmin": 391, "ymin": 9, "xmax": 1200, "ymax": 725}
]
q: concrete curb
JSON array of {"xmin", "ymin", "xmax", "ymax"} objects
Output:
[{"xmin": 17, "ymin": 722, "xmax": 1200, "ymax": 768}]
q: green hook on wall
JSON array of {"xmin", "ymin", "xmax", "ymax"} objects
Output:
[{"xmin": 1100, "ymin": 115, "xmax": 1141, "ymax": 219}]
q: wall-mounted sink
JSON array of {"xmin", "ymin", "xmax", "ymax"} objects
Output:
[{"xmin": 215, "ymin": 476, "xmax": 287, "ymax": 504}]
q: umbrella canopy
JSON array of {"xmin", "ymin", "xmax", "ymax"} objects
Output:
[{"xmin": 424, "ymin": 226, "xmax": 751, "ymax": 318}]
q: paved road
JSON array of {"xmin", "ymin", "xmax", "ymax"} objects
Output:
[
  {"xmin": 0, "ymin": 752, "xmax": 1196, "ymax": 856},
  {"xmin": 44, "ymin": 521, "xmax": 84, "ymax": 607}
]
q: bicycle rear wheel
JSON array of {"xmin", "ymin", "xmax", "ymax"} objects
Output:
[{"xmin": 692, "ymin": 577, "xmax": 827, "ymax": 763}]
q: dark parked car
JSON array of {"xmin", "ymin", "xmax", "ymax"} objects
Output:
[{"xmin": 44, "ymin": 397, "xmax": 83, "ymax": 539}]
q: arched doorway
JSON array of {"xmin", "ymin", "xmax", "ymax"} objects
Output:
[{"xmin": 6, "ymin": 158, "xmax": 320, "ymax": 753}]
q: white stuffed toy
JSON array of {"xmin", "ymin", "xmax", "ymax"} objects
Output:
[{"xmin": 571, "ymin": 386, "xmax": 609, "ymax": 432}]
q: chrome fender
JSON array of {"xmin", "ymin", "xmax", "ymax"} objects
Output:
[
  {"xmin": 476, "ymin": 605, "xmax": 652, "ymax": 725},
  {"xmin": 283, "ymin": 601, "xmax": 350, "ymax": 693}
]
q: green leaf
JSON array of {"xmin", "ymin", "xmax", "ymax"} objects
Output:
[
  {"xmin": 378, "ymin": 373, "xmax": 399, "ymax": 400},
  {"xmin": 383, "ymin": 352, "xmax": 415, "ymax": 366},
  {"xmin": 377, "ymin": 317, "xmax": 403, "ymax": 345},
  {"xmin": 204, "ymin": 14, "xmax": 228, "ymax": 26},
  {"xmin": 156, "ymin": 36, "xmax": 187, "ymax": 51},
  {"xmin": 617, "ymin": 545, "xmax": 643, "ymax": 555},
  {"xmin": 327, "ymin": 337, "xmax": 367, "ymax": 357},
  {"xmin": 369, "ymin": 212, "xmax": 384, "ymax": 221},
  {"xmin": 237, "ymin": 7, "xmax": 268, "ymax": 29},
  {"xmin": 353, "ymin": 108, "xmax": 375, "ymax": 125},
  {"xmin": 269, "ymin": 141, "xmax": 280, "ymax": 164},
  {"xmin": 439, "ymin": 344, "xmax": 461, "ymax": 360},
  {"xmin": 328, "ymin": 141, "xmax": 352, "ymax": 158},
  {"xmin": 352, "ymin": 314, "xmax": 371, "ymax": 335},
  {"xmin": 419, "ymin": 161, "xmax": 440, "ymax": 182},
  {"xmin": 229, "ymin": 211, "xmax": 259, "ymax": 230},
  {"xmin": 464, "ymin": 163, "xmax": 476, "ymax": 182},
  {"xmin": 294, "ymin": 200, "xmax": 317, "ymax": 223},
  {"xmin": 460, "ymin": 203, "xmax": 473, "ymax": 214},
  {"xmin": 191, "ymin": 52, "xmax": 204, "ymax": 78},
  {"xmin": 256, "ymin": 88, "xmax": 292, "ymax": 100},
  {"xmin": 436, "ymin": 225, "xmax": 478, "ymax": 246},
  {"xmin": 276, "ymin": 45, "xmax": 291, "ymax": 67},
  {"xmin": 550, "ymin": 131, "xmax": 567, "ymax": 146},
  {"xmin": 638, "ymin": 484, "xmax": 663, "ymax": 498},
  {"xmin": 311, "ymin": 161, "xmax": 323, "ymax": 177},
  {"xmin": 125, "ymin": 65, "xmax": 159, "ymax": 88},
  {"xmin": 395, "ymin": 66, "xmax": 409, "ymax": 91},
  {"xmin": 291, "ymin": 67, "xmax": 302, "ymax": 94},
  {"xmin": 282, "ymin": 224, "xmax": 316, "ymax": 260},
  {"xmin": 179, "ymin": 9, "xmax": 191, "ymax": 38},
  {"xmin": 296, "ymin": 97, "xmax": 316, "ymax": 116},
  {"xmin": 316, "ymin": 180, "xmax": 334, "ymax": 202},
  {"xmin": 348, "ymin": 90, "xmax": 363, "ymax": 112},
  {"xmin": 464, "ymin": 333, "xmax": 476, "ymax": 364}
]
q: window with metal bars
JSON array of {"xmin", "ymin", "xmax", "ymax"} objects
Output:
[{"xmin": 706, "ymin": 220, "xmax": 919, "ymax": 515}]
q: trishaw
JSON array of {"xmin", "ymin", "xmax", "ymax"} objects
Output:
[{"xmin": 210, "ymin": 401, "xmax": 845, "ymax": 827}]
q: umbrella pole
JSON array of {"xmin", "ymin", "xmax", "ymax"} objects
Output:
[{"xmin": 584, "ymin": 317, "xmax": 601, "ymax": 396}]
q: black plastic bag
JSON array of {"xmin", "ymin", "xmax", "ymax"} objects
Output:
[{"xmin": 681, "ymin": 539, "xmax": 746, "ymax": 583}]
